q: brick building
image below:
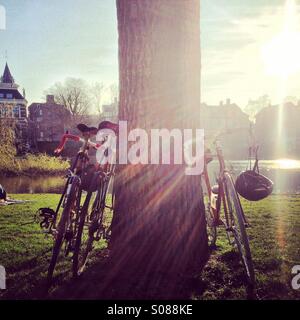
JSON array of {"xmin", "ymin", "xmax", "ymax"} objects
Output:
[
  {"xmin": 200, "ymin": 99, "xmax": 251, "ymax": 159},
  {"xmin": 255, "ymin": 102, "xmax": 300, "ymax": 158},
  {"xmin": 29, "ymin": 95, "xmax": 71, "ymax": 152},
  {"xmin": 0, "ymin": 63, "xmax": 29, "ymax": 153}
]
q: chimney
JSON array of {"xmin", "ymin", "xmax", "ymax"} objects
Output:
[
  {"xmin": 226, "ymin": 98, "xmax": 231, "ymax": 105},
  {"xmin": 46, "ymin": 95, "xmax": 55, "ymax": 104}
]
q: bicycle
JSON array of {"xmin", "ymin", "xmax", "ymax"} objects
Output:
[
  {"xmin": 202, "ymin": 130, "xmax": 255, "ymax": 294},
  {"xmin": 72, "ymin": 145, "xmax": 116, "ymax": 277},
  {"xmin": 38, "ymin": 122, "xmax": 117, "ymax": 285}
]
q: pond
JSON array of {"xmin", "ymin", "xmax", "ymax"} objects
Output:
[
  {"xmin": 210, "ymin": 159, "xmax": 300, "ymax": 194},
  {"xmin": 1, "ymin": 159, "xmax": 300, "ymax": 194},
  {"xmin": 0, "ymin": 175, "xmax": 65, "ymax": 194}
]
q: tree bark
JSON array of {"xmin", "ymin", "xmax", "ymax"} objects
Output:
[{"xmin": 109, "ymin": 0, "xmax": 208, "ymax": 298}]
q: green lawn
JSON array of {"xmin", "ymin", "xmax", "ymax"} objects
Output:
[{"xmin": 0, "ymin": 194, "xmax": 300, "ymax": 300}]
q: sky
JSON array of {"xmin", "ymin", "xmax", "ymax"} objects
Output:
[{"xmin": 0, "ymin": 0, "xmax": 299, "ymax": 108}]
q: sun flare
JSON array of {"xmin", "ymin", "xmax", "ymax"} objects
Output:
[
  {"xmin": 262, "ymin": 0, "xmax": 300, "ymax": 78},
  {"xmin": 275, "ymin": 159, "xmax": 300, "ymax": 169}
]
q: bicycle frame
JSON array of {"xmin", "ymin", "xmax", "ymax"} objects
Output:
[
  {"xmin": 202, "ymin": 132, "xmax": 256, "ymax": 295},
  {"xmin": 51, "ymin": 135, "xmax": 92, "ymax": 230},
  {"xmin": 202, "ymin": 140, "xmax": 242, "ymax": 231}
]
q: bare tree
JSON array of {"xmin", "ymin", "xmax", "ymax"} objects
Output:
[
  {"xmin": 90, "ymin": 82, "xmax": 105, "ymax": 115},
  {"xmin": 109, "ymin": 0, "xmax": 208, "ymax": 299},
  {"xmin": 109, "ymin": 83, "xmax": 119, "ymax": 103},
  {"xmin": 244, "ymin": 95, "xmax": 271, "ymax": 120},
  {"xmin": 284, "ymin": 96, "xmax": 298, "ymax": 105},
  {"xmin": 47, "ymin": 78, "xmax": 91, "ymax": 119}
]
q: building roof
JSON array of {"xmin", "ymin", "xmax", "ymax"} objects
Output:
[
  {"xmin": 255, "ymin": 102, "xmax": 300, "ymax": 120},
  {"xmin": 0, "ymin": 63, "xmax": 14, "ymax": 84},
  {"xmin": 201, "ymin": 102, "xmax": 248, "ymax": 117},
  {"xmin": 28, "ymin": 102, "xmax": 65, "ymax": 110},
  {"xmin": 0, "ymin": 88, "xmax": 24, "ymax": 99}
]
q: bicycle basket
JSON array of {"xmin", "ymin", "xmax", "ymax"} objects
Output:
[{"xmin": 235, "ymin": 170, "xmax": 273, "ymax": 201}]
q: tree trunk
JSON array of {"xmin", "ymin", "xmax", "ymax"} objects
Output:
[{"xmin": 109, "ymin": 0, "xmax": 208, "ymax": 298}]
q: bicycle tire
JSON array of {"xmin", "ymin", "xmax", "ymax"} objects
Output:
[
  {"xmin": 72, "ymin": 191, "xmax": 94, "ymax": 278},
  {"xmin": 205, "ymin": 202, "xmax": 217, "ymax": 247},
  {"xmin": 224, "ymin": 172, "xmax": 255, "ymax": 290},
  {"xmin": 72, "ymin": 178, "xmax": 110, "ymax": 277},
  {"xmin": 47, "ymin": 177, "xmax": 80, "ymax": 284}
]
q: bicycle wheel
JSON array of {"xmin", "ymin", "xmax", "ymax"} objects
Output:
[
  {"xmin": 205, "ymin": 201, "xmax": 217, "ymax": 247},
  {"xmin": 72, "ymin": 190, "xmax": 95, "ymax": 277},
  {"xmin": 47, "ymin": 177, "xmax": 80, "ymax": 284},
  {"xmin": 72, "ymin": 178, "xmax": 109, "ymax": 277},
  {"xmin": 224, "ymin": 172, "xmax": 255, "ymax": 289}
]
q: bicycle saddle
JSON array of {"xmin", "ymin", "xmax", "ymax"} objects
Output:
[
  {"xmin": 98, "ymin": 121, "xmax": 118, "ymax": 133},
  {"xmin": 77, "ymin": 124, "xmax": 98, "ymax": 134}
]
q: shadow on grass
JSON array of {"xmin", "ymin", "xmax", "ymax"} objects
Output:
[
  {"xmin": 49, "ymin": 252, "xmax": 205, "ymax": 300},
  {"xmin": 9, "ymin": 248, "xmax": 53, "ymax": 273},
  {"xmin": 2, "ymin": 248, "xmax": 205, "ymax": 300}
]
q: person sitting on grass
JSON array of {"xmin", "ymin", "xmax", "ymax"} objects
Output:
[{"xmin": 0, "ymin": 184, "xmax": 7, "ymax": 202}]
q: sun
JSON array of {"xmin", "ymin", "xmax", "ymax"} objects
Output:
[{"xmin": 262, "ymin": 0, "xmax": 300, "ymax": 78}]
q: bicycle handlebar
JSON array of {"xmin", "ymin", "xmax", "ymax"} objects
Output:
[{"xmin": 54, "ymin": 133, "xmax": 102, "ymax": 155}]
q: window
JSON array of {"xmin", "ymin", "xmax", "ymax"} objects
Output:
[
  {"xmin": 0, "ymin": 93, "xmax": 4, "ymax": 98},
  {"xmin": 6, "ymin": 93, "xmax": 13, "ymax": 99},
  {"xmin": 2, "ymin": 106, "xmax": 7, "ymax": 117},
  {"xmin": 13, "ymin": 105, "xmax": 20, "ymax": 118},
  {"xmin": 39, "ymin": 109, "xmax": 43, "ymax": 116},
  {"xmin": 20, "ymin": 106, "xmax": 26, "ymax": 118},
  {"xmin": 40, "ymin": 132, "xmax": 44, "ymax": 138}
]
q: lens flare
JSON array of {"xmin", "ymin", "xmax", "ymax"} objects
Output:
[
  {"xmin": 275, "ymin": 159, "xmax": 300, "ymax": 170},
  {"xmin": 262, "ymin": 0, "xmax": 300, "ymax": 78}
]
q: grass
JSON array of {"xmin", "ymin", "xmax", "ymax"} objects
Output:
[
  {"xmin": 0, "ymin": 154, "xmax": 69, "ymax": 176},
  {"xmin": 0, "ymin": 194, "xmax": 300, "ymax": 300},
  {"xmin": 199, "ymin": 195, "xmax": 300, "ymax": 300}
]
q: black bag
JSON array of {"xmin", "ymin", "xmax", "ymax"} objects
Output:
[
  {"xmin": 235, "ymin": 170, "xmax": 273, "ymax": 201},
  {"xmin": 235, "ymin": 146, "xmax": 273, "ymax": 201}
]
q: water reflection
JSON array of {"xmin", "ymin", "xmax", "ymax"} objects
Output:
[
  {"xmin": 210, "ymin": 159, "xmax": 300, "ymax": 194},
  {"xmin": 270, "ymin": 159, "xmax": 300, "ymax": 170},
  {"xmin": 1, "ymin": 159, "xmax": 300, "ymax": 194},
  {"xmin": 0, "ymin": 175, "xmax": 65, "ymax": 194}
]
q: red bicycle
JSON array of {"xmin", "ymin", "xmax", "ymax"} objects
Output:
[{"xmin": 202, "ymin": 131, "xmax": 255, "ymax": 293}]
